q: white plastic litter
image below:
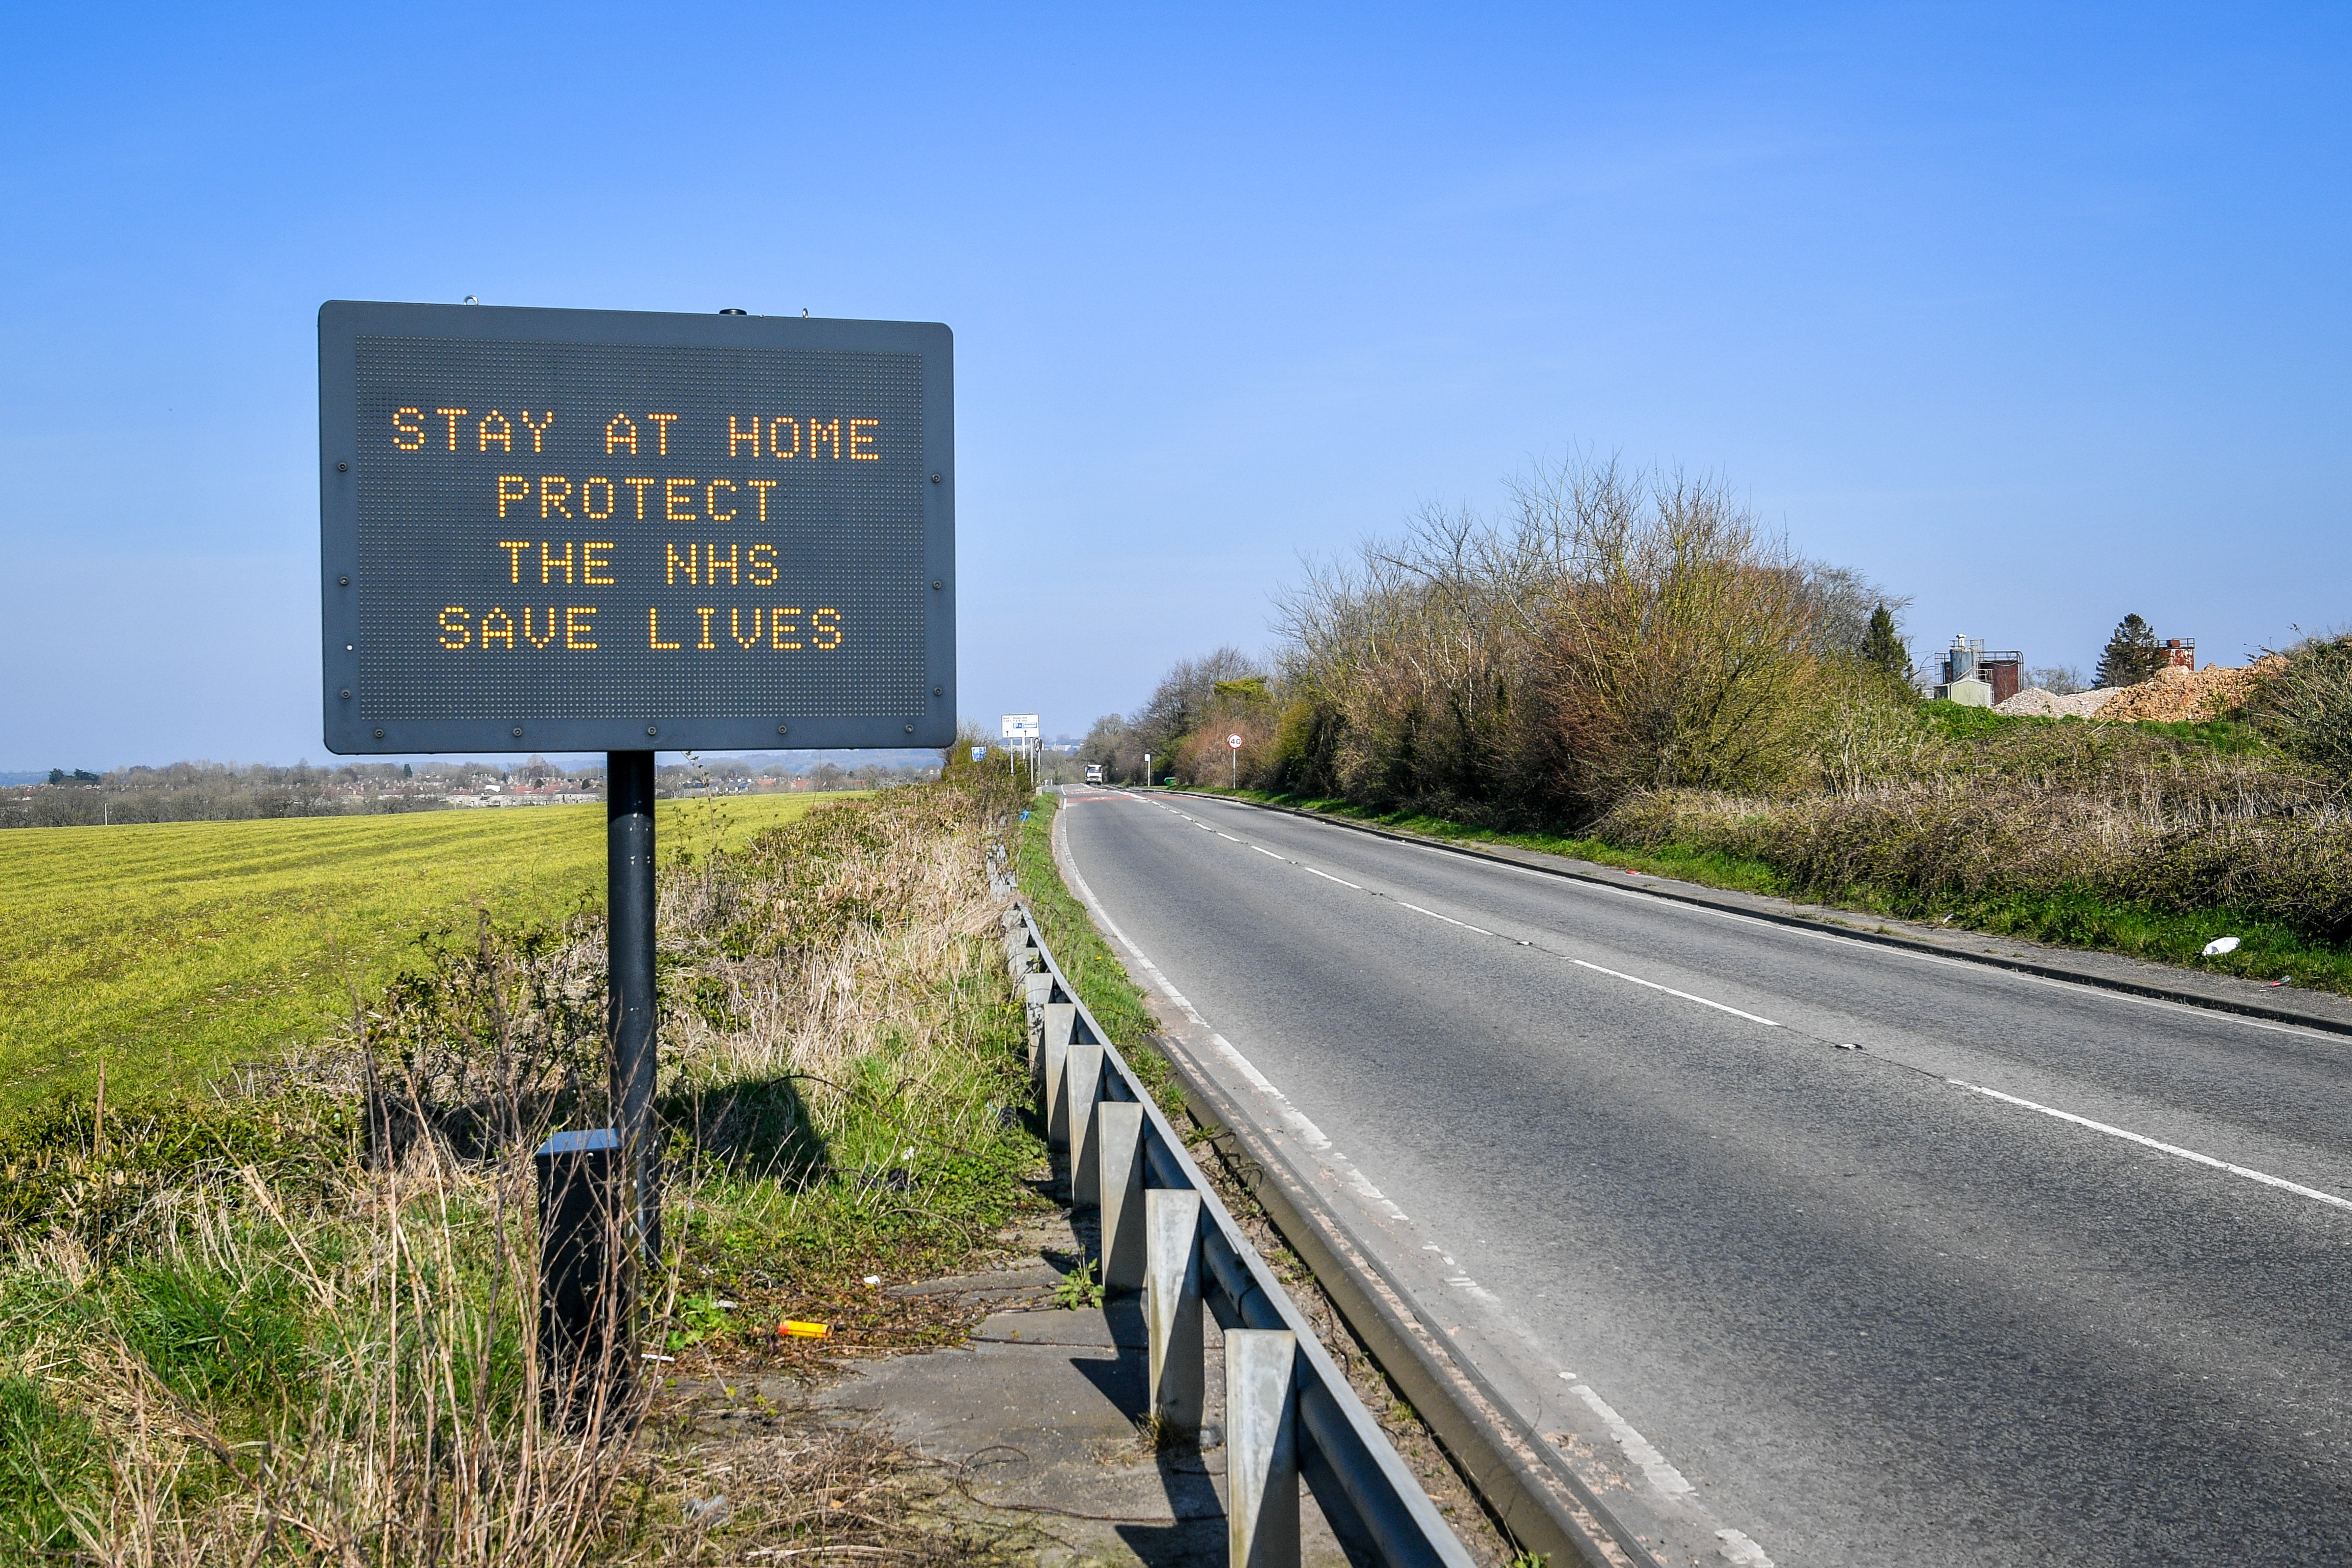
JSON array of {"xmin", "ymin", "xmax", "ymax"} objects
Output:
[{"xmin": 2202, "ymin": 936, "xmax": 2241, "ymax": 956}]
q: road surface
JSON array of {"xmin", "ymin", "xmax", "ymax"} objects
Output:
[{"xmin": 1057, "ymin": 788, "xmax": 2352, "ymax": 1568}]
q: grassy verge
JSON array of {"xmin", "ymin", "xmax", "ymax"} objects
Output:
[
  {"xmin": 1011, "ymin": 791, "xmax": 1177, "ymax": 1102},
  {"xmin": 0, "ymin": 778, "xmax": 1043, "ymax": 1564},
  {"xmin": 1191, "ymin": 787, "xmax": 2352, "ymax": 997},
  {"xmin": 0, "ymin": 793, "xmax": 851, "ymax": 1115}
]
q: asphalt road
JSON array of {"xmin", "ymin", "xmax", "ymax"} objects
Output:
[{"xmin": 1058, "ymin": 789, "xmax": 2352, "ymax": 1568}]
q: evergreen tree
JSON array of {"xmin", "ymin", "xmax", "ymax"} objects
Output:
[
  {"xmin": 1861, "ymin": 603, "xmax": 1912, "ymax": 686},
  {"xmin": 2095, "ymin": 613, "xmax": 2164, "ymax": 688}
]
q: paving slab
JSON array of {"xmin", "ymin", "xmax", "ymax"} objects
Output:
[{"xmin": 809, "ymin": 1209, "xmax": 1365, "ymax": 1566}]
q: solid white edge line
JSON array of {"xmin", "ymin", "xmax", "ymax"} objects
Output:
[
  {"xmin": 1055, "ymin": 803, "xmax": 1349, "ymax": 1161},
  {"xmin": 1949, "ymin": 1079, "xmax": 2352, "ymax": 1213},
  {"xmin": 1569, "ymin": 1383, "xmax": 1696, "ymax": 1498},
  {"xmin": 1188, "ymin": 789, "xmax": 2352, "ymax": 1221}
]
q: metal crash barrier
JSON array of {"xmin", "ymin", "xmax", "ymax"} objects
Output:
[{"xmin": 988, "ymin": 843, "xmax": 1474, "ymax": 1568}]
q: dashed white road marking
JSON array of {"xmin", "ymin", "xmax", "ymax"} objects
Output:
[
  {"xmin": 1951, "ymin": 1079, "xmax": 2352, "ymax": 1212},
  {"xmin": 1149, "ymin": 793, "xmax": 1775, "ymax": 1025},
  {"xmin": 1393, "ymin": 900, "xmax": 1497, "ymax": 937},
  {"xmin": 1571, "ymin": 959, "xmax": 1780, "ymax": 1027},
  {"xmin": 1218, "ymin": 796, "xmax": 2348, "ymax": 1046},
  {"xmin": 1130, "ymin": 791, "xmax": 2352, "ymax": 1222},
  {"xmin": 1080, "ymin": 793, "xmax": 1764, "ymax": 1544}
]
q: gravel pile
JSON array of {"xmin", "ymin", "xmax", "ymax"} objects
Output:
[{"xmin": 1994, "ymin": 686, "xmax": 2119, "ymax": 718}]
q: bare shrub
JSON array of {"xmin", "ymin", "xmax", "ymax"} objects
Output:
[
  {"xmin": 1272, "ymin": 457, "xmax": 1873, "ymax": 822},
  {"xmin": 1519, "ymin": 461, "xmax": 1824, "ymax": 809}
]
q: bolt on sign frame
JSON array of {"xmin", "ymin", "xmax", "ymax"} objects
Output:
[{"xmin": 319, "ymin": 299, "xmax": 956, "ymax": 1272}]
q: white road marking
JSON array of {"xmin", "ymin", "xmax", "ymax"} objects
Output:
[
  {"xmin": 1567, "ymin": 1381, "xmax": 1698, "ymax": 1498},
  {"xmin": 1089, "ymin": 793, "xmax": 1766, "ymax": 1555},
  {"xmin": 1175, "ymin": 798, "xmax": 1778, "ymax": 1025},
  {"xmin": 1572, "ymin": 959, "xmax": 1781, "ymax": 1027},
  {"xmin": 1950, "ymin": 1079, "xmax": 2352, "ymax": 1213},
  {"xmin": 1393, "ymin": 900, "xmax": 1497, "ymax": 936},
  {"xmin": 1227, "ymin": 800, "xmax": 2349, "ymax": 1046},
  {"xmin": 1168, "ymin": 792, "xmax": 2352, "ymax": 1234},
  {"xmin": 1054, "ymin": 805, "xmax": 1416, "ymax": 1215}
]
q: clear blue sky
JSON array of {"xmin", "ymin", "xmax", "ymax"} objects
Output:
[{"xmin": 4, "ymin": 4, "xmax": 2345, "ymax": 768}]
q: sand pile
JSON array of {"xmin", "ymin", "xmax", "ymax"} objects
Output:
[{"xmin": 1995, "ymin": 687, "xmax": 2119, "ymax": 719}]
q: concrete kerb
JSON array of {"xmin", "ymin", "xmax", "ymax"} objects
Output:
[
  {"xmin": 1175, "ymin": 790, "xmax": 2352, "ymax": 1040},
  {"xmin": 1006, "ymin": 893, "xmax": 1473, "ymax": 1568}
]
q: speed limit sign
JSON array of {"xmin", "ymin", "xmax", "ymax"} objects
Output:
[{"xmin": 1227, "ymin": 734, "xmax": 1242, "ymax": 749}]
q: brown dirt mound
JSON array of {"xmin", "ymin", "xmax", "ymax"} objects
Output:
[{"xmin": 2095, "ymin": 659, "xmax": 2279, "ymax": 723}]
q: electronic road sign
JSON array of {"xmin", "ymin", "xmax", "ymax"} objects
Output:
[{"xmin": 319, "ymin": 301, "xmax": 954, "ymax": 754}]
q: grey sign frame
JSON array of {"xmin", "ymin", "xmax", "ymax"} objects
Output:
[{"xmin": 318, "ymin": 300, "xmax": 955, "ymax": 755}]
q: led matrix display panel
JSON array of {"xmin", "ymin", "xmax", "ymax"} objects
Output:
[{"xmin": 319, "ymin": 302, "xmax": 954, "ymax": 754}]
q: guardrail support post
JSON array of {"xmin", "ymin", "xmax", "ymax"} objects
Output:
[
  {"xmin": 1145, "ymin": 1188, "xmax": 1203, "ymax": 1433},
  {"xmin": 1037, "ymin": 1001, "xmax": 1076, "ymax": 1091},
  {"xmin": 1096, "ymin": 1100, "xmax": 1146, "ymax": 1289},
  {"xmin": 1044, "ymin": 1028, "xmax": 1072, "ymax": 1151},
  {"xmin": 1226, "ymin": 1328, "xmax": 1301, "ymax": 1568},
  {"xmin": 1067, "ymin": 1042, "xmax": 1105, "ymax": 1209}
]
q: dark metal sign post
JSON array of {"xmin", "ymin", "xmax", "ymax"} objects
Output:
[
  {"xmin": 319, "ymin": 300, "xmax": 955, "ymax": 1404},
  {"xmin": 606, "ymin": 749, "xmax": 660, "ymax": 1262}
]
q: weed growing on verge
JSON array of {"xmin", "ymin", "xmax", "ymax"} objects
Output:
[{"xmin": 1053, "ymin": 1258, "xmax": 1106, "ymax": 1310}]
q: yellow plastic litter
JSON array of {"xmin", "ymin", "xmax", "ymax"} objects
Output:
[{"xmin": 779, "ymin": 1320, "xmax": 831, "ymax": 1339}]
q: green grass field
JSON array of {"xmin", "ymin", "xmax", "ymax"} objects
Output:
[{"xmin": 0, "ymin": 794, "xmax": 844, "ymax": 1117}]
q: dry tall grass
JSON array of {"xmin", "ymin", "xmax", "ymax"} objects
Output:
[{"xmin": 1601, "ymin": 720, "xmax": 2352, "ymax": 940}]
